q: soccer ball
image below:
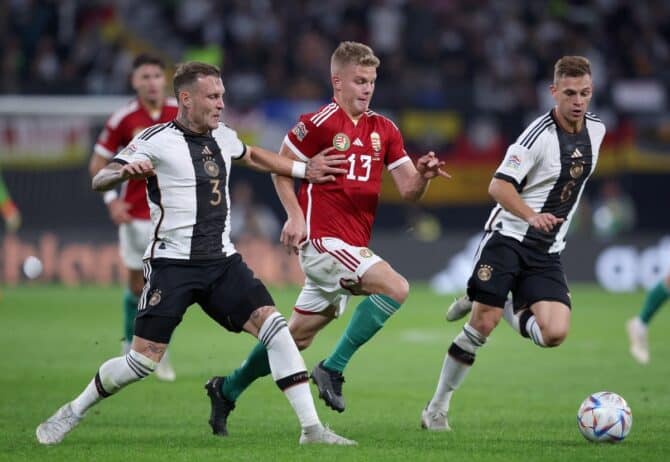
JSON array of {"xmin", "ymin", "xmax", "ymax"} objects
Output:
[{"xmin": 577, "ymin": 391, "xmax": 632, "ymax": 443}]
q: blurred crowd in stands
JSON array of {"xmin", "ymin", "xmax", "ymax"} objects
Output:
[
  {"xmin": 3, "ymin": 0, "xmax": 669, "ymax": 114},
  {"xmin": 4, "ymin": 0, "xmax": 670, "ymax": 236}
]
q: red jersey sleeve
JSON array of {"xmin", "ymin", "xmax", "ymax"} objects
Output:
[
  {"xmin": 94, "ymin": 116, "xmax": 126, "ymax": 159},
  {"xmin": 384, "ymin": 119, "xmax": 410, "ymax": 170},
  {"xmin": 284, "ymin": 113, "xmax": 330, "ymax": 160}
]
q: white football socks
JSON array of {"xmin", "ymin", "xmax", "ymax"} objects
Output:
[
  {"xmin": 70, "ymin": 350, "xmax": 157, "ymax": 416},
  {"xmin": 502, "ymin": 300, "xmax": 547, "ymax": 347},
  {"xmin": 428, "ymin": 324, "xmax": 486, "ymax": 414},
  {"xmin": 259, "ymin": 312, "xmax": 320, "ymax": 429},
  {"xmin": 502, "ymin": 298, "xmax": 520, "ymax": 332},
  {"xmin": 525, "ymin": 315, "xmax": 547, "ymax": 347}
]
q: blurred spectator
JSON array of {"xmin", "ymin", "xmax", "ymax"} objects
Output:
[
  {"xmin": 592, "ymin": 178, "xmax": 637, "ymax": 240},
  {"xmin": 1, "ymin": 0, "xmax": 668, "ymax": 113}
]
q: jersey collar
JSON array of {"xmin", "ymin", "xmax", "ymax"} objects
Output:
[{"xmin": 172, "ymin": 119, "xmax": 212, "ymax": 137}]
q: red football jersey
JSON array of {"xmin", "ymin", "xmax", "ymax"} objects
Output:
[
  {"xmin": 94, "ymin": 97, "xmax": 178, "ymax": 219},
  {"xmin": 284, "ymin": 101, "xmax": 410, "ymax": 246}
]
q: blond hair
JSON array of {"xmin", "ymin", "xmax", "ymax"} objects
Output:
[
  {"xmin": 553, "ymin": 56, "xmax": 591, "ymax": 84},
  {"xmin": 330, "ymin": 41, "xmax": 380, "ymax": 75}
]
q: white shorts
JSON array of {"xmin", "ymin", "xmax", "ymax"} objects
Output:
[
  {"xmin": 295, "ymin": 237, "xmax": 383, "ymax": 317},
  {"xmin": 119, "ymin": 219, "xmax": 152, "ymax": 270}
]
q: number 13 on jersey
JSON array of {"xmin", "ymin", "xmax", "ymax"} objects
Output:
[{"xmin": 346, "ymin": 154, "xmax": 372, "ymax": 182}]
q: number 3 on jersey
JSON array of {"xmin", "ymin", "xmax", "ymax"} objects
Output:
[
  {"xmin": 346, "ymin": 154, "xmax": 372, "ymax": 182},
  {"xmin": 209, "ymin": 179, "xmax": 222, "ymax": 206}
]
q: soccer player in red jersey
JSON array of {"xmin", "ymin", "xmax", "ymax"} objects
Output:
[
  {"xmin": 89, "ymin": 54, "xmax": 178, "ymax": 381},
  {"xmin": 206, "ymin": 42, "xmax": 449, "ymax": 430}
]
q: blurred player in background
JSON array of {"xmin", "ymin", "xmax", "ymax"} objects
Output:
[
  {"xmin": 37, "ymin": 61, "xmax": 354, "ymax": 446},
  {"xmin": 88, "ymin": 53, "xmax": 178, "ymax": 381},
  {"xmin": 205, "ymin": 41, "xmax": 449, "ymax": 430},
  {"xmin": 423, "ymin": 56, "xmax": 605, "ymax": 431},
  {"xmin": 627, "ymin": 273, "xmax": 670, "ymax": 364},
  {"xmin": 0, "ymin": 169, "xmax": 21, "ymax": 232}
]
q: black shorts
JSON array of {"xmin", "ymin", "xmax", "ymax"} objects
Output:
[
  {"xmin": 466, "ymin": 232, "xmax": 571, "ymax": 311},
  {"xmin": 134, "ymin": 254, "xmax": 275, "ymax": 343}
]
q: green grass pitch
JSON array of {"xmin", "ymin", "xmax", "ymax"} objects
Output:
[{"xmin": 2, "ymin": 283, "xmax": 669, "ymax": 461}]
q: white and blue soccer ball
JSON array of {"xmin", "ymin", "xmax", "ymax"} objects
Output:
[{"xmin": 577, "ymin": 391, "xmax": 632, "ymax": 443}]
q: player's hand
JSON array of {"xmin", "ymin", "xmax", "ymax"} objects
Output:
[
  {"xmin": 416, "ymin": 151, "xmax": 451, "ymax": 180},
  {"xmin": 527, "ymin": 213, "xmax": 564, "ymax": 232},
  {"xmin": 306, "ymin": 147, "xmax": 347, "ymax": 183},
  {"xmin": 108, "ymin": 199, "xmax": 132, "ymax": 225},
  {"xmin": 280, "ymin": 216, "xmax": 307, "ymax": 254},
  {"xmin": 121, "ymin": 160, "xmax": 155, "ymax": 180},
  {"xmin": 339, "ymin": 277, "xmax": 371, "ymax": 295}
]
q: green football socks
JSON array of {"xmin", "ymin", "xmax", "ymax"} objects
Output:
[
  {"xmin": 639, "ymin": 281, "xmax": 670, "ymax": 324},
  {"xmin": 123, "ymin": 289, "xmax": 139, "ymax": 343},
  {"xmin": 221, "ymin": 342, "xmax": 271, "ymax": 401},
  {"xmin": 221, "ymin": 294, "xmax": 402, "ymax": 400},
  {"xmin": 323, "ymin": 294, "xmax": 401, "ymax": 373}
]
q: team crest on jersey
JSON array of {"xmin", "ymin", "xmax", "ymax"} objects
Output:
[
  {"xmin": 148, "ymin": 289, "xmax": 162, "ymax": 306},
  {"xmin": 569, "ymin": 161, "xmax": 584, "ymax": 179},
  {"xmin": 477, "ymin": 264, "xmax": 493, "ymax": 281},
  {"xmin": 359, "ymin": 248, "xmax": 374, "ymax": 258},
  {"xmin": 292, "ymin": 121, "xmax": 308, "ymax": 142},
  {"xmin": 370, "ymin": 132, "xmax": 381, "ymax": 152},
  {"xmin": 204, "ymin": 160, "xmax": 220, "ymax": 177},
  {"xmin": 333, "ymin": 133, "xmax": 350, "ymax": 151}
]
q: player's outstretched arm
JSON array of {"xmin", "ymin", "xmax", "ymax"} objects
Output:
[
  {"xmin": 488, "ymin": 177, "xmax": 564, "ymax": 232},
  {"xmin": 271, "ymin": 144, "xmax": 307, "ymax": 254},
  {"xmin": 88, "ymin": 153, "xmax": 110, "ymax": 178},
  {"xmin": 391, "ymin": 151, "xmax": 451, "ymax": 202},
  {"xmin": 241, "ymin": 145, "xmax": 347, "ymax": 183},
  {"xmin": 89, "ymin": 152, "xmax": 132, "ymax": 224},
  {"xmin": 92, "ymin": 161, "xmax": 155, "ymax": 192}
]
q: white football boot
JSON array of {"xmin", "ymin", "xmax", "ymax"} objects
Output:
[
  {"xmin": 155, "ymin": 350, "xmax": 176, "ymax": 382},
  {"xmin": 421, "ymin": 405, "xmax": 451, "ymax": 431},
  {"xmin": 299, "ymin": 425, "xmax": 357, "ymax": 445},
  {"xmin": 446, "ymin": 295, "xmax": 472, "ymax": 322},
  {"xmin": 626, "ymin": 317, "xmax": 650, "ymax": 364},
  {"xmin": 36, "ymin": 402, "xmax": 83, "ymax": 445}
]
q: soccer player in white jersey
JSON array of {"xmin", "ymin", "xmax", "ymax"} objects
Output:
[
  {"xmin": 422, "ymin": 56, "xmax": 606, "ymax": 431},
  {"xmin": 89, "ymin": 54, "xmax": 178, "ymax": 381},
  {"xmin": 36, "ymin": 62, "xmax": 355, "ymax": 446}
]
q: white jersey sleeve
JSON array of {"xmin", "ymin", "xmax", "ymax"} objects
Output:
[
  {"xmin": 112, "ymin": 124, "xmax": 165, "ymax": 165},
  {"xmin": 495, "ymin": 143, "xmax": 538, "ymax": 188},
  {"xmin": 214, "ymin": 124, "xmax": 246, "ymax": 161},
  {"xmin": 484, "ymin": 110, "xmax": 605, "ymax": 254}
]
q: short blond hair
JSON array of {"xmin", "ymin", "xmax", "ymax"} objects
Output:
[
  {"xmin": 330, "ymin": 41, "xmax": 380, "ymax": 75},
  {"xmin": 553, "ymin": 56, "xmax": 591, "ymax": 84}
]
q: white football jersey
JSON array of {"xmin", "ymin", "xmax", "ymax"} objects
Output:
[
  {"xmin": 113, "ymin": 121, "xmax": 246, "ymax": 260},
  {"xmin": 485, "ymin": 110, "xmax": 606, "ymax": 254}
]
